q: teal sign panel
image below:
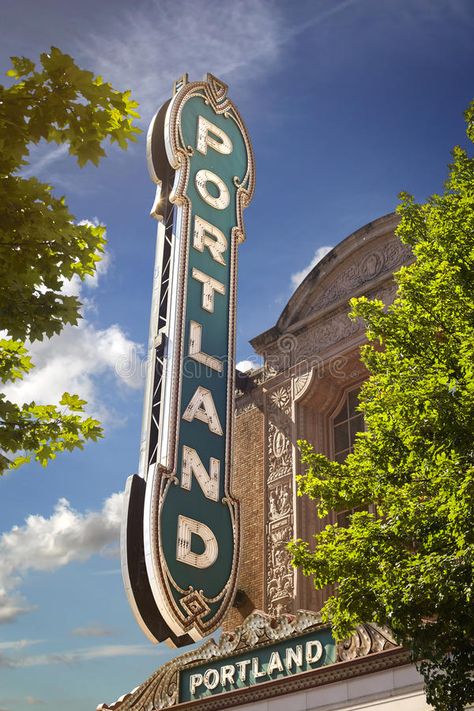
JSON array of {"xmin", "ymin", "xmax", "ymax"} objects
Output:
[
  {"xmin": 122, "ymin": 75, "xmax": 255, "ymax": 645},
  {"xmin": 180, "ymin": 628, "xmax": 336, "ymax": 702}
]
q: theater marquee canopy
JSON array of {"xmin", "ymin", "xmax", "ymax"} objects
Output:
[{"xmin": 97, "ymin": 609, "xmax": 405, "ymax": 711}]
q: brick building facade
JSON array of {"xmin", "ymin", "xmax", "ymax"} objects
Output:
[{"xmin": 225, "ymin": 212, "xmax": 411, "ymax": 630}]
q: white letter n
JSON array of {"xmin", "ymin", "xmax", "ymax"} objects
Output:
[{"xmin": 181, "ymin": 445, "xmax": 219, "ymax": 501}]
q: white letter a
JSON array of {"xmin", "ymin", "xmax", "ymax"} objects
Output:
[{"xmin": 182, "ymin": 386, "xmax": 223, "ymax": 436}]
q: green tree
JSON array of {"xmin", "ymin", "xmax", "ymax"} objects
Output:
[
  {"xmin": 0, "ymin": 47, "xmax": 140, "ymax": 474},
  {"xmin": 289, "ymin": 101, "xmax": 474, "ymax": 711}
]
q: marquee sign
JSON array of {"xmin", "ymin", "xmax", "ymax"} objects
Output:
[
  {"xmin": 98, "ymin": 610, "xmax": 401, "ymax": 711},
  {"xmin": 121, "ymin": 74, "xmax": 255, "ymax": 646},
  {"xmin": 180, "ymin": 626, "xmax": 334, "ymax": 702}
]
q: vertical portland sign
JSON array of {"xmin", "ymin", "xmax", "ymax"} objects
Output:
[{"xmin": 121, "ymin": 74, "xmax": 255, "ymax": 647}]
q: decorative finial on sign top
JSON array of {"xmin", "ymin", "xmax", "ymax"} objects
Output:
[
  {"xmin": 173, "ymin": 73, "xmax": 189, "ymax": 95},
  {"xmin": 206, "ymin": 73, "xmax": 228, "ymax": 105}
]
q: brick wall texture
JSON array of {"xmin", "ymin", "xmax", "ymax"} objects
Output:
[{"xmin": 223, "ymin": 405, "xmax": 265, "ymax": 631}]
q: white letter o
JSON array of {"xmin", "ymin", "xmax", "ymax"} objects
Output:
[
  {"xmin": 204, "ymin": 668, "xmax": 220, "ymax": 690},
  {"xmin": 195, "ymin": 170, "xmax": 230, "ymax": 210}
]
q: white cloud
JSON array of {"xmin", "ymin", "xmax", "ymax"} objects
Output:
[
  {"xmin": 77, "ymin": 0, "xmax": 284, "ymax": 121},
  {"xmin": 4, "ymin": 322, "xmax": 143, "ymax": 422},
  {"xmin": 3, "ymin": 246, "xmax": 144, "ymax": 423},
  {"xmin": 0, "ymin": 492, "xmax": 123, "ymax": 624},
  {"xmin": 236, "ymin": 359, "xmax": 256, "ymax": 373},
  {"xmin": 290, "ymin": 245, "xmax": 333, "ymax": 290}
]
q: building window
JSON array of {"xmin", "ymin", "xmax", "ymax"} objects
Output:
[
  {"xmin": 332, "ymin": 385, "xmax": 365, "ymax": 528},
  {"xmin": 332, "ymin": 385, "xmax": 364, "ymax": 463}
]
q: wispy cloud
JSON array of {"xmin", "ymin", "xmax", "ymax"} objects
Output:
[
  {"xmin": 0, "ymin": 640, "xmax": 42, "ymax": 652},
  {"xmin": 72, "ymin": 624, "xmax": 115, "ymax": 638},
  {"xmin": 290, "ymin": 245, "xmax": 333, "ymax": 290},
  {"xmin": 74, "ymin": 0, "xmax": 368, "ymax": 123},
  {"xmin": 77, "ymin": 0, "xmax": 285, "ymax": 121},
  {"xmin": 0, "ymin": 643, "xmax": 162, "ymax": 668},
  {"xmin": 21, "ymin": 144, "xmax": 69, "ymax": 179},
  {"xmin": 92, "ymin": 568, "xmax": 121, "ymax": 576},
  {"xmin": 0, "ymin": 492, "xmax": 123, "ymax": 624},
  {"xmin": 15, "ymin": 1, "xmax": 361, "ymax": 183},
  {"xmin": 285, "ymin": 0, "xmax": 361, "ymax": 40}
]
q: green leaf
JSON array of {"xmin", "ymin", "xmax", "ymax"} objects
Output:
[{"xmin": 0, "ymin": 46, "xmax": 135, "ymax": 477}]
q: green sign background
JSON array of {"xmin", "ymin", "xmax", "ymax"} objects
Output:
[
  {"xmin": 180, "ymin": 628, "xmax": 337, "ymax": 702},
  {"xmin": 161, "ymin": 95, "xmax": 250, "ymax": 619}
]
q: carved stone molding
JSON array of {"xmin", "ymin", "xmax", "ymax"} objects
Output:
[
  {"xmin": 252, "ymin": 364, "xmax": 279, "ymax": 385},
  {"xmin": 267, "ymin": 423, "xmax": 292, "ymax": 484},
  {"xmin": 367, "ymin": 280, "xmax": 398, "ymax": 307},
  {"xmin": 264, "ymin": 381, "xmax": 295, "ymax": 616},
  {"xmin": 268, "ymin": 482, "xmax": 292, "ymax": 520},
  {"xmin": 259, "ymin": 306, "xmax": 362, "ymax": 376},
  {"xmin": 293, "ymin": 370, "xmax": 313, "ymax": 401},
  {"xmin": 235, "ymin": 387, "xmax": 263, "ymax": 416},
  {"xmin": 260, "ymin": 276, "xmax": 403, "ymax": 380},
  {"xmin": 336, "ymin": 623, "xmax": 397, "ymax": 662},
  {"xmin": 97, "ymin": 610, "xmax": 400, "ymax": 711},
  {"xmin": 294, "ymin": 310, "xmax": 362, "ymax": 364},
  {"xmin": 305, "ymin": 239, "xmax": 411, "ymax": 318}
]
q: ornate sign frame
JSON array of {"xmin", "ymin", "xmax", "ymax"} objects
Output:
[{"xmin": 121, "ymin": 74, "xmax": 255, "ymax": 646}]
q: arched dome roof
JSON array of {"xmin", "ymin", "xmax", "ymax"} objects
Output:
[{"xmin": 251, "ymin": 213, "xmax": 409, "ymax": 354}]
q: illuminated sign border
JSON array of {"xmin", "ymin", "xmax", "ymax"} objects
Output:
[{"xmin": 121, "ymin": 74, "xmax": 255, "ymax": 646}]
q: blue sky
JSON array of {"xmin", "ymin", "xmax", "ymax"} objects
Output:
[{"xmin": 0, "ymin": 0, "xmax": 473, "ymax": 708}]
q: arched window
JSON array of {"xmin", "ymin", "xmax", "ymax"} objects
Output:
[
  {"xmin": 332, "ymin": 385, "xmax": 365, "ymax": 527},
  {"xmin": 332, "ymin": 385, "xmax": 364, "ymax": 463}
]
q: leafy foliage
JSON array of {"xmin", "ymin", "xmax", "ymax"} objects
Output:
[
  {"xmin": 0, "ymin": 48, "xmax": 140, "ymax": 474},
  {"xmin": 289, "ymin": 101, "xmax": 474, "ymax": 710}
]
